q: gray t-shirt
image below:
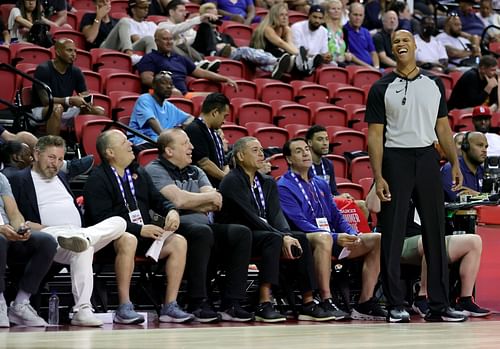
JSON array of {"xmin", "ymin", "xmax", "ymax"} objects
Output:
[
  {"xmin": 0, "ymin": 172, "xmax": 13, "ymax": 224},
  {"xmin": 146, "ymin": 159, "xmax": 212, "ymax": 224}
]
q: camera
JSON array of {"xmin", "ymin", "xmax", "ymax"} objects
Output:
[{"xmin": 482, "ymin": 156, "xmax": 500, "ymax": 194}]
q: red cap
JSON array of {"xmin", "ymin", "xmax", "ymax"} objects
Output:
[{"xmin": 472, "ymin": 105, "xmax": 492, "ymax": 118}]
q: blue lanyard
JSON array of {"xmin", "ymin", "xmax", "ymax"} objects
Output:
[
  {"xmin": 311, "ymin": 159, "xmax": 327, "ymax": 179},
  {"xmin": 251, "ymin": 176, "xmax": 266, "ymax": 218},
  {"xmin": 201, "ymin": 118, "xmax": 225, "ymax": 169},
  {"xmin": 290, "ymin": 172, "xmax": 326, "ymax": 218},
  {"xmin": 111, "ymin": 167, "xmax": 137, "ymax": 212}
]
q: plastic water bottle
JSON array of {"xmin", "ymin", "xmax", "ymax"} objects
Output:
[{"xmin": 48, "ymin": 292, "xmax": 59, "ymax": 325}]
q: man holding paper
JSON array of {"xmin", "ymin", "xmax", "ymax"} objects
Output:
[
  {"xmin": 145, "ymin": 128, "xmax": 253, "ymax": 322},
  {"xmin": 277, "ymin": 138, "xmax": 386, "ymax": 321},
  {"xmin": 83, "ymin": 129, "xmax": 194, "ymax": 324}
]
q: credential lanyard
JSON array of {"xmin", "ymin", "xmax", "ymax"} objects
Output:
[
  {"xmin": 251, "ymin": 176, "xmax": 266, "ymax": 218},
  {"xmin": 201, "ymin": 118, "xmax": 225, "ymax": 169},
  {"xmin": 311, "ymin": 160, "xmax": 327, "ymax": 179},
  {"xmin": 290, "ymin": 172, "xmax": 326, "ymax": 218},
  {"xmin": 111, "ymin": 167, "xmax": 137, "ymax": 212}
]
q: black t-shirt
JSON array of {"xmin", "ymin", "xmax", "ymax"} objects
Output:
[
  {"xmin": 79, "ymin": 13, "xmax": 118, "ymax": 50},
  {"xmin": 372, "ymin": 30, "xmax": 396, "ymax": 68},
  {"xmin": 42, "ymin": 0, "xmax": 66, "ymax": 18},
  {"xmin": 447, "ymin": 68, "xmax": 498, "ymax": 110},
  {"xmin": 32, "ymin": 60, "xmax": 87, "ymax": 107}
]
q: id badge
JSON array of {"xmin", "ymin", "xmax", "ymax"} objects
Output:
[
  {"xmin": 129, "ymin": 209, "xmax": 144, "ymax": 225},
  {"xmin": 316, "ymin": 217, "xmax": 329, "ymax": 231}
]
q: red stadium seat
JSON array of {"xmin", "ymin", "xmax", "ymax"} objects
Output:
[
  {"xmin": 231, "ymin": 98, "xmax": 273, "ymax": 125},
  {"xmin": 80, "ymin": 119, "xmax": 118, "ymax": 164},
  {"xmin": 110, "ymin": 91, "xmax": 139, "ymax": 118},
  {"xmin": 325, "ymin": 154, "xmax": 348, "ymax": 179},
  {"xmin": 336, "ymin": 182, "xmax": 364, "ymax": 200},
  {"xmin": 82, "ymin": 70, "xmax": 103, "ymax": 93},
  {"xmin": 349, "ymin": 156, "xmax": 372, "ymax": 183},
  {"xmin": 268, "ymin": 153, "xmax": 288, "ymax": 178},
  {"xmin": 102, "ymin": 71, "xmax": 141, "ymax": 94},
  {"xmin": 223, "ymin": 79, "xmax": 257, "ymax": 100},
  {"xmin": 270, "ymin": 100, "xmax": 311, "ymax": 127},
  {"xmin": 284, "ymin": 124, "xmax": 309, "ymax": 138},
  {"xmin": 188, "ymin": 78, "xmax": 222, "ymax": 93},
  {"xmin": 315, "ymin": 66, "xmax": 349, "ymax": 85},
  {"xmin": 91, "ymin": 48, "xmax": 132, "ymax": 72},
  {"xmin": 137, "ymin": 149, "xmax": 159, "ymax": 167},
  {"xmin": 246, "ymin": 122, "xmax": 288, "ymax": 148},
  {"xmin": 255, "ymin": 78, "xmax": 293, "ymax": 103},
  {"xmin": 308, "ymin": 102, "xmax": 348, "ymax": 127},
  {"xmin": 291, "ymin": 81, "xmax": 329, "ymax": 105},
  {"xmin": 52, "ymin": 29, "xmax": 87, "ymax": 50},
  {"xmin": 167, "ymin": 97, "xmax": 194, "ymax": 115},
  {"xmin": 327, "ymin": 126, "xmax": 366, "ymax": 155},
  {"xmin": 12, "ymin": 45, "xmax": 52, "ymax": 66},
  {"xmin": 327, "ymin": 82, "xmax": 365, "ymax": 107},
  {"xmin": 220, "ymin": 124, "xmax": 249, "ymax": 145},
  {"xmin": 74, "ymin": 114, "xmax": 109, "ymax": 143},
  {"xmin": 347, "ymin": 67, "xmax": 382, "ymax": 88},
  {"xmin": 344, "ymin": 103, "xmax": 367, "ymax": 131}
]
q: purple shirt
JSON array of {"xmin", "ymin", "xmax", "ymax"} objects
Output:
[
  {"xmin": 343, "ymin": 22, "xmax": 376, "ymax": 65},
  {"xmin": 441, "ymin": 157, "xmax": 484, "ymax": 202}
]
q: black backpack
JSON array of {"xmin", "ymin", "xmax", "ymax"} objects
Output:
[{"xmin": 27, "ymin": 21, "xmax": 54, "ymax": 48}]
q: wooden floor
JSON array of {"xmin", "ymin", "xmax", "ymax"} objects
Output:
[{"xmin": 1, "ymin": 314, "xmax": 499, "ymax": 349}]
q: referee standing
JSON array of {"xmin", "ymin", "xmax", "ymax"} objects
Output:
[{"xmin": 365, "ymin": 30, "xmax": 467, "ymax": 323}]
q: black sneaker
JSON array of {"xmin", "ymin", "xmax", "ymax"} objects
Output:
[
  {"xmin": 386, "ymin": 306, "xmax": 411, "ymax": 323},
  {"xmin": 190, "ymin": 301, "xmax": 220, "ymax": 323},
  {"xmin": 219, "ymin": 303, "xmax": 253, "ymax": 322},
  {"xmin": 424, "ymin": 307, "xmax": 468, "ymax": 322},
  {"xmin": 309, "ymin": 54, "xmax": 323, "ymax": 75},
  {"xmin": 298, "ymin": 301, "xmax": 336, "ymax": 322},
  {"xmin": 321, "ymin": 298, "xmax": 350, "ymax": 320},
  {"xmin": 299, "ymin": 46, "xmax": 308, "ymax": 71},
  {"xmin": 455, "ymin": 297, "xmax": 491, "ymax": 318},
  {"xmin": 67, "ymin": 155, "xmax": 94, "ymax": 178},
  {"xmin": 254, "ymin": 302, "xmax": 286, "ymax": 323},
  {"xmin": 351, "ymin": 297, "xmax": 387, "ymax": 321},
  {"xmin": 412, "ymin": 296, "xmax": 429, "ymax": 318},
  {"xmin": 271, "ymin": 53, "xmax": 290, "ymax": 80}
]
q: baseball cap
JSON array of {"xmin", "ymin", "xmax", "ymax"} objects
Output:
[
  {"xmin": 129, "ymin": 0, "xmax": 150, "ymax": 8},
  {"xmin": 472, "ymin": 105, "xmax": 492, "ymax": 118},
  {"xmin": 309, "ymin": 5, "xmax": 325, "ymax": 15}
]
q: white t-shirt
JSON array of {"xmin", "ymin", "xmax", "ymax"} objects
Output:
[
  {"xmin": 291, "ymin": 20, "xmax": 328, "ymax": 55},
  {"xmin": 478, "ymin": 13, "xmax": 500, "ymax": 37},
  {"xmin": 128, "ymin": 19, "xmax": 157, "ymax": 38},
  {"xmin": 485, "ymin": 132, "xmax": 500, "ymax": 156},
  {"xmin": 31, "ymin": 170, "xmax": 82, "ymax": 227},
  {"xmin": 0, "ymin": 173, "xmax": 13, "ymax": 225},
  {"xmin": 436, "ymin": 32, "xmax": 471, "ymax": 65},
  {"xmin": 414, "ymin": 34, "xmax": 448, "ymax": 64},
  {"xmin": 8, "ymin": 7, "xmax": 27, "ymax": 42}
]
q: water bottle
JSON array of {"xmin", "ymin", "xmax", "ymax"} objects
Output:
[{"xmin": 48, "ymin": 292, "xmax": 59, "ymax": 325}]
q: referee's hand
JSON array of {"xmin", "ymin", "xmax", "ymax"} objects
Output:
[{"xmin": 375, "ymin": 177, "xmax": 391, "ymax": 202}]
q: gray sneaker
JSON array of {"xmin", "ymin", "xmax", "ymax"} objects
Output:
[
  {"xmin": 114, "ymin": 302, "xmax": 145, "ymax": 324},
  {"xmin": 0, "ymin": 301, "xmax": 9, "ymax": 327},
  {"xmin": 159, "ymin": 301, "xmax": 194, "ymax": 323},
  {"xmin": 8, "ymin": 300, "xmax": 47, "ymax": 327},
  {"xmin": 57, "ymin": 235, "xmax": 90, "ymax": 253}
]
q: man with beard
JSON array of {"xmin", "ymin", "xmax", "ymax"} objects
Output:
[
  {"xmin": 436, "ymin": 15, "xmax": 481, "ymax": 68},
  {"xmin": 448, "ymin": 55, "xmax": 499, "ymax": 111},
  {"xmin": 128, "ymin": 72, "xmax": 194, "ymax": 151},
  {"xmin": 366, "ymin": 29, "xmax": 466, "ymax": 322},
  {"xmin": 415, "ymin": 16, "xmax": 450, "ymax": 72},
  {"xmin": 373, "ymin": 11, "xmax": 398, "ymax": 69},
  {"xmin": 291, "ymin": 5, "xmax": 328, "ymax": 74},
  {"xmin": 470, "ymin": 105, "xmax": 500, "ymax": 156},
  {"xmin": 32, "ymin": 38, "xmax": 105, "ymax": 136}
]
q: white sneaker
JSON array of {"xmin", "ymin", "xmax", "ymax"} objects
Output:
[
  {"xmin": 0, "ymin": 300, "xmax": 9, "ymax": 327},
  {"xmin": 71, "ymin": 305, "xmax": 103, "ymax": 327},
  {"xmin": 131, "ymin": 54, "xmax": 143, "ymax": 66},
  {"xmin": 57, "ymin": 235, "xmax": 90, "ymax": 253},
  {"xmin": 8, "ymin": 300, "xmax": 47, "ymax": 327}
]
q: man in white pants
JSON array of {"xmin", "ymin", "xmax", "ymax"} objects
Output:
[{"xmin": 7, "ymin": 136, "xmax": 140, "ymax": 326}]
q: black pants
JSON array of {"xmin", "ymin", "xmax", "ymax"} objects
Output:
[
  {"xmin": 177, "ymin": 223, "xmax": 215, "ymax": 300},
  {"xmin": 0, "ymin": 232, "xmax": 57, "ymax": 294},
  {"xmin": 210, "ymin": 223, "xmax": 252, "ymax": 303},
  {"xmin": 380, "ymin": 147, "xmax": 449, "ymax": 311},
  {"xmin": 252, "ymin": 230, "xmax": 316, "ymax": 294}
]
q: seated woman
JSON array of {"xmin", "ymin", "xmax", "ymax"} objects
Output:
[
  {"xmin": 366, "ymin": 185, "xmax": 492, "ymax": 318},
  {"xmin": 8, "ymin": 0, "xmax": 65, "ymax": 43},
  {"xmin": 192, "ymin": 2, "xmax": 290, "ymax": 79},
  {"xmin": 250, "ymin": 3, "xmax": 317, "ymax": 75},
  {"xmin": 323, "ymin": 0, "xmax": 352, "ymax": 66}
]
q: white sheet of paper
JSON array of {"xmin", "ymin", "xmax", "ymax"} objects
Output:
[
  {"xmin": 338, "ymin": 247, "xmax": 351, "ymax": 260},
  {"xmin": 145, "ymin": 231, "xmax": 173, "ymax": 262},
  {"xmin": 413, "ymin": 208, "xmax": 421, "ymax": 225}
]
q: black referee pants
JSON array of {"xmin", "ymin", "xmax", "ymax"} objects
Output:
[{"xmin": 380, "ymin": 146, "xmax": 449, "ymax": 312}]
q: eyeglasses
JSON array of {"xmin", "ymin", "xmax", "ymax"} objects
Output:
[{"xmin": 159, "ymin": 70, "xmax": 172, "ymax": 76}]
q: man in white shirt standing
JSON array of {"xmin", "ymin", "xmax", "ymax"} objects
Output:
[
  {"xmin": 8, "ymin": 136, "xmax": 141, "ymax": 327},
  {"xmin": 291, "ymin": 5, "xmax": 328, "ymax": 74}
]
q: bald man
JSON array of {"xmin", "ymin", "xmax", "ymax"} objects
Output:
[
  {"xmin": 366, "ymin": 30, "xmax": 466, "ymax": 323},
  {"xmin": 441, "ymin": 131, "xmax": 488, "ymax": 202},
  {"xmin": 31, "ymin": 38, "xmax": 104, "ymax": 135}
]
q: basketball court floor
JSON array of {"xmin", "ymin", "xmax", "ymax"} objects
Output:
[{"xmin": 1, "ymin": 314, "xmax": 499, "ymax": 349}]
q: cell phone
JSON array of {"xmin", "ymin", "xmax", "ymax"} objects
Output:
[
  {"xmin": 17, "ymin": 226, "xmax": 29, "ymax": 235},
  {"xmin": 291, "ymin": 245, "xmax": 302, "ymax": 258},
  {"xmin": 83, "ymin": 94, "xmax": 93, "ymax": 104}
]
